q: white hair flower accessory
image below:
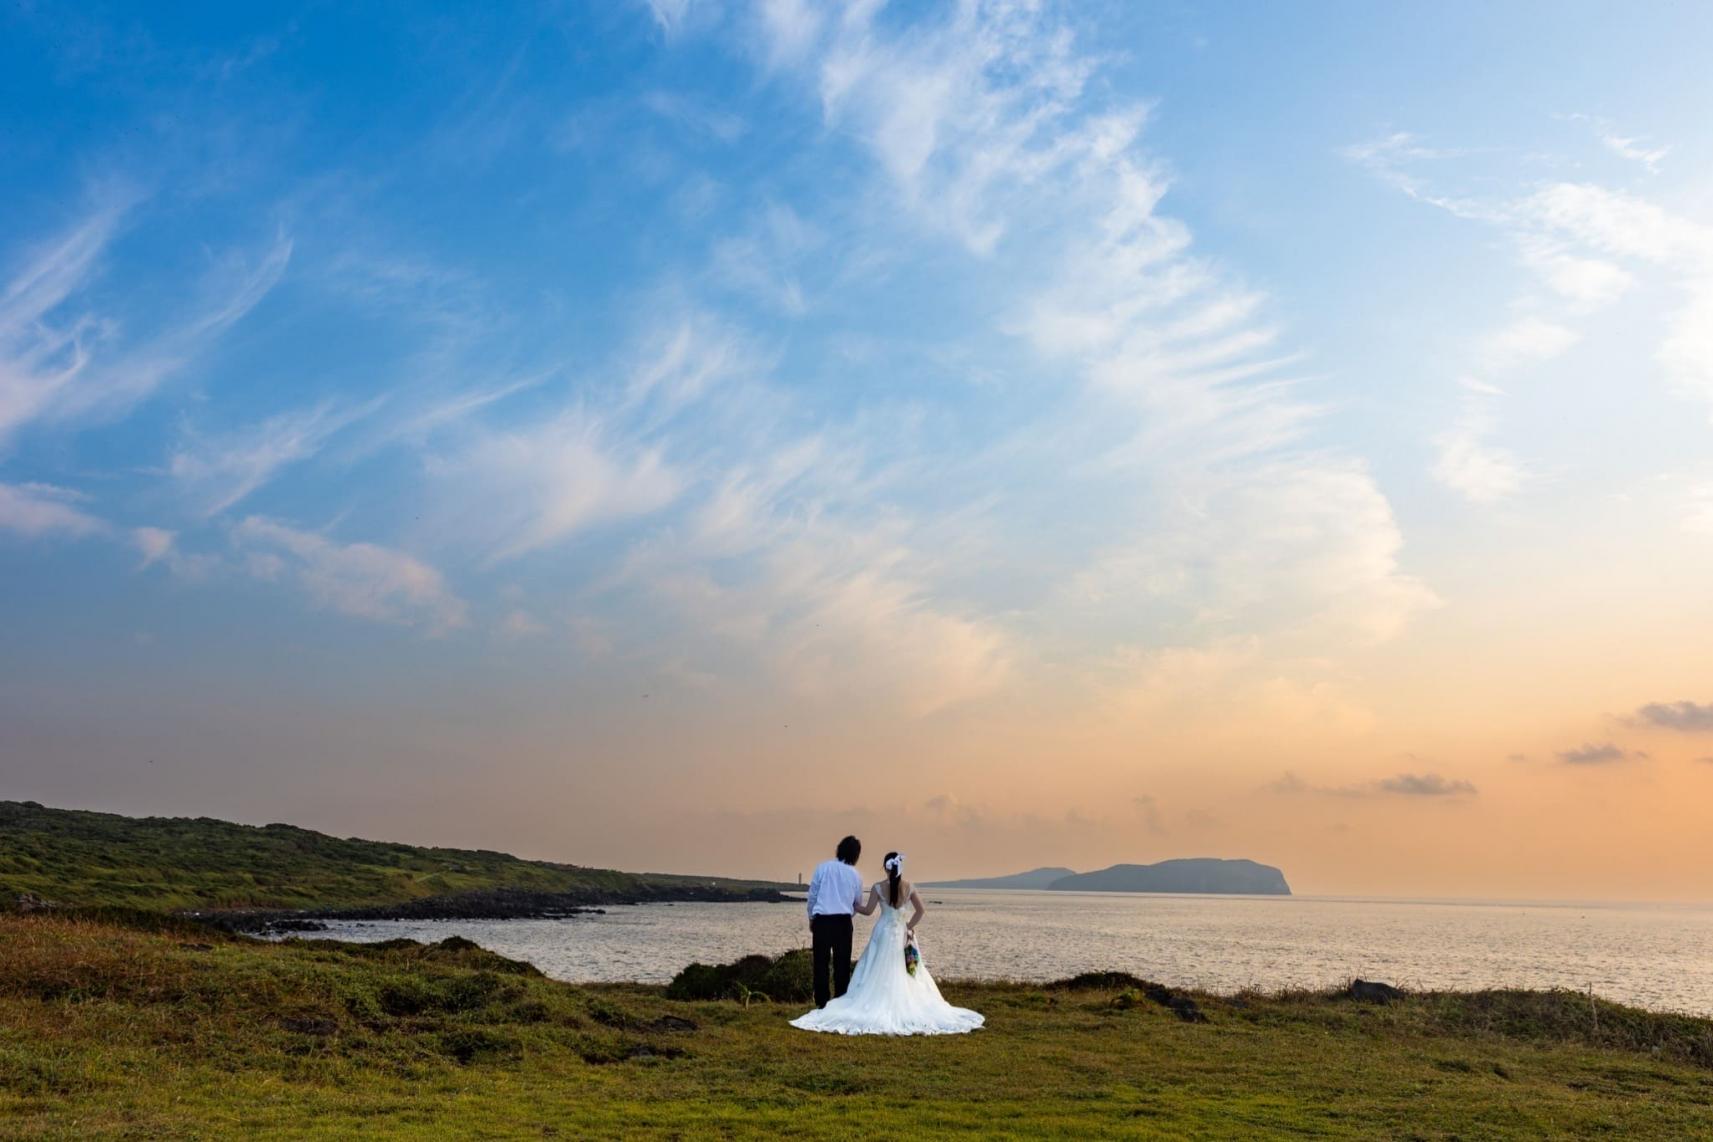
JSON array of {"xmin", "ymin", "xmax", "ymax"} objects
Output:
[{"xmin": 884, "ymin": 854, "xmax": 906, "ymax": 873}]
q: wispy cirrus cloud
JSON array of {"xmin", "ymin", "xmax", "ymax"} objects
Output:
[
  {"xmin": 1565, "ymin": 114, "xmax": 1670, "ymax": 174},
  {"xmin": 1347, "ymin": 130, "xmax": 1713, "ymax": 510},
  {"xmin": 749, "ymin": 0, "xmax": 1434, "ymax": 659},
  {"xmin": 642, "ymin": 0, "xmax": 700, "ymax": 38},
  {"xmin": 171, "ymin": 399, "xmax": 379, "ymax": 517},
  {"xmin": 0, "ymin": 482, "xmax": 105, "ymax": 538},
  {"xmin": 427, "ymin": 412, "xmax": 682, "ymax": 564},
  {"xmin": 641, "ymin": 89, "xmax": 746, "ymax": 143},
  {"xmin": 234, "ymin": 516, "xmax": 466, "ymax": 632},
  {"xmin": 0, "ymin": 203, "xmax": 290, "ymax": 447},
  {"xmin": 707, "ymin": 202, "xmax": 821, "ymax": 315}
]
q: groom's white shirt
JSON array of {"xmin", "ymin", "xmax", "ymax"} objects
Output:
[{"xmin": 806, "ymin": 859, "xmax": 864, "ymax": 920}]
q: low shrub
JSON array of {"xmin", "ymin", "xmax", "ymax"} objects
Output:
[
  {"xmin": 665, "ymin": 948, "xmax": 813, "ymax": 1003},
  {"xmin": 1048, "ymin": 971, "xmax": 1150, "ymax": 992}
]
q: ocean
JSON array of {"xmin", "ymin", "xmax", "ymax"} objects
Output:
[{"xmin": 294, "ymin": 889, "xmax": 1713, "ymax": 1015}]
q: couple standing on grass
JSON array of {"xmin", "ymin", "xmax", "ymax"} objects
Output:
[{"xmin": 789, "ymin": 835, "xmax": 984, "ymax": 1036}]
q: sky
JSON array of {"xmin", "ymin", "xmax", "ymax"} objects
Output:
[{"xmin": 4, "ymin": 1, "xmax": 1713, "ymax": 899}]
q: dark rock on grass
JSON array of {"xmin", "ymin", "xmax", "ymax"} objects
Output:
[
  {"xmin": 1153, "ymin": 991, "xmax": 1208, "ymax": 1024},
  {"xmin": 1349, "ymin": 979, "xmax": 1405, "ymax": 1004},
  {"xmin": 1114, "ymin": 983, "xmax": 1209, "ymax": 1023},
  {"xmin": 645, "ymin": 1014, "xmax": 698, "ymax": 1034}
]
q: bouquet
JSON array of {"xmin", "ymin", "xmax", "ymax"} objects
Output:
[{"xmin": 904, "ymin": 932, "xmax": 920, "ymax": 977}]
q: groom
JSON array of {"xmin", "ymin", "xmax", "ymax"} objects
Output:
[{"xmin": 806, "ymin": 835, "xmax": 865, "ymax": 1008}]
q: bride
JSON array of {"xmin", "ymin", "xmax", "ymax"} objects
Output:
[{"xmin": 790, "ymin": 852, "xmax": 984, "ymax": 1036}]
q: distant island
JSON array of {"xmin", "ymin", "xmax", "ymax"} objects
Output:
[
  {"xmin": 0, "ymin": 800, "xmax": 792, "ymax": 924},
  {"xmin": 925, "ymin": 858, "xmax": 1291, "ymax": 896}
]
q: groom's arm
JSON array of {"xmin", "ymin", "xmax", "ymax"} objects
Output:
[{"xmin": 805, "ymin": 867, "xmax": 821, "ymax": 922}]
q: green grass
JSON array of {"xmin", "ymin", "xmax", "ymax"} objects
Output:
[
  {"xmin": 0, "ymin": 801, "xmax": 787, "ymax": 913},
  {"xmin": 3, "ymin": 912, "xmax": 1712, "ymax": 1139}
]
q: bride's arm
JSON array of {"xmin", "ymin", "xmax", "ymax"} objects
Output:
[
  {"xmin": 854, "ymin": 884, "xmax": 880, "ymax": 916},
  {"xmin": 906, "ymin": 887, "xmax": 925, "ymax": 932}
]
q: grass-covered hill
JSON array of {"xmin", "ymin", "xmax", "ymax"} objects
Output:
[
  {"xmin": 0, "ymin": 801, "xmax": 789, "ymax": 915},
  {"xmin": 4, "ymin": 911, "xmax": 1713, "ymax": 1138}
]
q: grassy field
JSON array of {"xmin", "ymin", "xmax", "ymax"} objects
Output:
[
  {"xmin": 0, "ymin": 801, "xmax": 786, "ymax": 913},
  {"xmin": 2, "ymin": 912, "xmax": 1711, "ymax": 1139}
]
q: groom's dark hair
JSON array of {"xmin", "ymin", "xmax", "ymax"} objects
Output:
[{"xmin": 836, "ymin": 836, "xmax": 861, "ymax": 865}]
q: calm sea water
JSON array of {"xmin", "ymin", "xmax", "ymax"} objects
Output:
[{"xmin": 295, "ymin": 890, "xmax": 1713, "ymax": 1015}]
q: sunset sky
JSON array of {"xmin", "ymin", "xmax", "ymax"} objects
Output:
[{"xmin": 5, "ymin": 1, "xmax": 1713, "ymax": 899}]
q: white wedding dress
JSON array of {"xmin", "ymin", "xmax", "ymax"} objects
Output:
[{"xmin": 790, "ymin": 888, "xmax": 984, "ymax": 1036}]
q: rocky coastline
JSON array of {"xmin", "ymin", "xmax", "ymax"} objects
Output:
[{"xmin": 200, "ymin": 883, "xmax": 795, "ymax": 934}]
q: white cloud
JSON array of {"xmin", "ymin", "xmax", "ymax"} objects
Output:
[
  {"xmin": 234, "ymin": 517, "xmax": 467, "ymax": 631},
  {"xmin": 0, "ymin": 482, "xmax": 104, "ymax": 538},
  {"xmin": 641, "ymin": 90, "xmax": 746, "ymax": 143},
  {"xmin": 638, "ymin": 514, "xmax": 1015, "ymax": 716},
  {"xmin": 781, "ymin": 0, "xmax": 1098, "ymax": 253},
  {"xmin": 738, "ymin": 0, "xmax": 1437, "ymax": 671},
  {"xmin": 1340, "ymin": 133, "xmax": 1485, "ymax": 218},
  {"xmin": 1519, "ymin": 239, "xmax": 1634, "ymax": 308},
  {"xmin": 627, "ymin": 314, "xmax": 766, "ymax": 412},
  {"xmin": 1600, "ymin": 134, "xmax": 1669, "ymax": 173},
  {"xmin": 1433, "ymin": 403, "xmax": 1529, "ymax": 503},
  {"xmin": 499, "ymin": 609, "xmax": 545, "ymax": 638},
  {"xmin": 1479, "ymin": 316, "xmax": 1579, "ymax": 372},
  {"xmin": 1350, "ymin": 138, "xmax": 1713, "ymax": 492},
  {"xmin": 753, "ymin": 0, "xmax": 824, "ymax": 70},
  {"xmin": 429, "ymin": 412, "xmax": 682, "ymax": 563},
  {"xmin": 0, "ymin": 206, "xmax": 290, "ymax": 447},
  {"xmin": 1659, "ymin": 282, "xmax": 1713, "ymax": 419},
  {"xmin": 133, "ymin": 526, "xmax": 176, "ymax": 565},
  {"xmin": 708, "ymin": 202, "xmax": 821, "ymax": 314},
  {"xmin": 1419, "ymin": 314, "xmax": 1573, "ymax": 505},
  {"xmin": 1566, "ymin": 114, "xmax": 1669, "ymax": 174},
  {"xmin": 0, "ymin": 207, "xmax": 124, "ymax": 444},
  {"xmin": 131, "ymin": 526, "xmax": 220, "ymax": 580},
  {"xmin": 1525, "ymin": 183, "xmax": 1709, "ymax": 263},
  {"xmin": 171, "ymin": 399, "xmax": 377, "ymax": 517},
  {"xmin": 642, "ymin": 0, "xmax": 703, "ymax": 38},
  {"xmin": 1683, "ymin": 482, "xmax": 1713, "ymax": 536}
]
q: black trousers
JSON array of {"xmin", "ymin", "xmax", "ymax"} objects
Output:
[{"xmin": 810, "ymin": 913, "xmax": 854, "ymax": 1009}]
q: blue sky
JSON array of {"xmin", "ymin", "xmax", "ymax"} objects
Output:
[{"xmin": 5, "ymin": 1, "xmax": 1713, "ymax": 895}]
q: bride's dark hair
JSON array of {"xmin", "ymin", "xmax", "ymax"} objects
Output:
[{"xmin": 884, "ymin": 851, "xmax": 902, "ymax": 908}]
